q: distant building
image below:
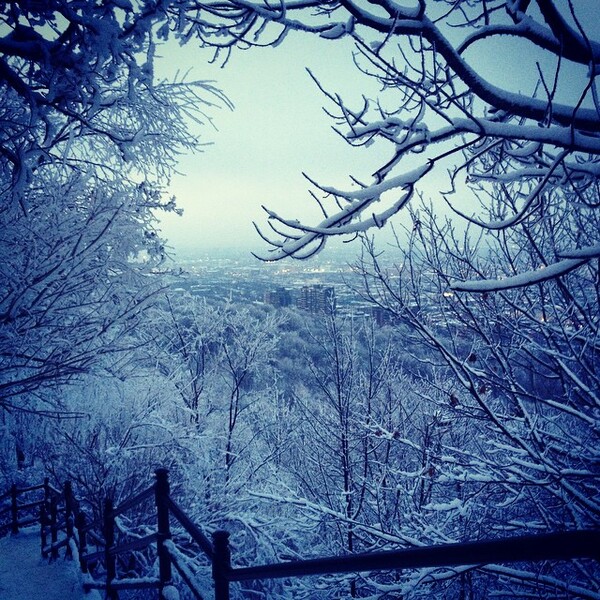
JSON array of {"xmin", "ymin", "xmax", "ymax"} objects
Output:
[
  {"xmin": 264, "ymin": 287, "xmax": 293, "ymax": 308},
  {"xmin": 296, "ymin": 284, "xmax": 336, "ymax": 314},
  {"xmin": 371, "ymin": 306, "xmax": 397, "ymax": 327}
]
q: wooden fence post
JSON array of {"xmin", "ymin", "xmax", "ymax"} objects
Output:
[
  {"xmin": 104, "ymin": 497, "xmax": 118, "ymax": 600},
  {"xmin": 213, "ymin": 530, "xmax": 231, "ymax": 600},
  {"xmin": 64, "ymin": 481, "xmax": 73, "ymax": 558},
  {"xmin": 40, "ymin": 501, "xmax": 48, "ymax": 558},
  {"xmin": 10, "ymin": 484, "xmax": 18, "ymax": 534},
  {"xmin": 43, "ymin": 477, "xmax": 50, "ymax": 506},
  {"xmin": 48, "ymin": 491, "xmax": 59, "ymax": 560},
  {"xmin": 76, "ymin": 510, "xmax": 88, "ymax": 573},
  {"xmin": 41, "ymin": 476, "xmax": 50, "ymax": 557},
  {"xmin": 155, "ymin": 468, "xmax": 172, "ymax": 598}
]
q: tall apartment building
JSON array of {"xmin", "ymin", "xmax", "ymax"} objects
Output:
[
  {"xmin": 296, "ymin": 284, "xmax": 336, "ymax": 314},
  {"xmin": 264, "ymin": 287, "xmax": 293, "ymax": 308}
]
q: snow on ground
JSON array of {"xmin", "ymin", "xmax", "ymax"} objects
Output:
[{"xmin": 0, "ymin": 527, "xmax": 89, "ymax": 600}]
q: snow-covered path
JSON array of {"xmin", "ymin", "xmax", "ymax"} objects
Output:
[{"xmin": 0, "ymin": 528, "xmax": 86, "ymax": 600}]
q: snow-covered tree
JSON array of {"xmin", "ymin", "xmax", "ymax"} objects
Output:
[
  {"xmin": 213, "ymin": 305, "xmax": 284, "ymax": 477},
  {"xmin": 39, "ymin": 374, "xmax": 192, "ymax": 514},
  {"xmin": 267, "ymin": 311, "xmax": 395, "ymax": 595},
  {"xmin": 1, "ymin": 1, "xmax": 181, "ymax": 180},
  {"xmin": 0, "ymin": 3, "xmax": 227, "ymax": 415},
  {"xmin": 143, "ymin": 294, "xmax": 224, "ymax": 425},
  {"xmin": 173, "ymin": 0, "xmax": 600, "ymax": 288},
  {"xmin": 2, "ymin": 172, "xmax": 160, "ymax": 413},
  {"xmin": 354, "ymin": 194, "xmax": 600, "ymax": 596},
  {"xmin": 144, "ymin": 295, "xmax": 288, "ymax": 481},
  {"xmin": 246, "ymin": 309, "xmax": 491, "ymax": 598}
]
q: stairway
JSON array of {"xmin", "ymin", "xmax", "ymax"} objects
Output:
[{"xmin": 0, "ymin": 527, "xmax": 92, "ymax": 600}]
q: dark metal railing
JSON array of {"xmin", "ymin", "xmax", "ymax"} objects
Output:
[{"xmin": 3, "ymin": 469, "xmax": 599, "ymax": 600}]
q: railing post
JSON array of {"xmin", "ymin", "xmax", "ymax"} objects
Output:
[
  {"xmin": 76, "ymin": 510, "xmax": 88, "ymax": 573},
  {"xmin": 212, "ymin": 530, "xmax": 231, "ymax": 600},
  {"xmin": 10, "ymin": 484, "xmax": 18, "ymax": 534},
  {"xmin": 50, "ymin": 491, "xmax": 59, "ymax": 560},
  {"xmin": 104, "ymin": 497, "xmax": 118, "ymax": 600},
  {"xmin": 155, "ymin": 468, "xmax": 172, "ymax": 598},
  {"xmin": 43, "ymin": 477, "xmax": 50, "ymax": 506},
  {"xmin": 40, "ymin": 501, "xmax": 48, "ymax": 558},
  {"xmin": 64, "ymin": 481, "xmax": 73, "ymax": 558}
]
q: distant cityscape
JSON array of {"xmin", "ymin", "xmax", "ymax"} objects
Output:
[{"xmin": 167, "ymin": 248, "xmax": 396, "ymax": 325}]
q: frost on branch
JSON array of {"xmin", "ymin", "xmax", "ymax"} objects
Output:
[
  {"xmin": 451, "ymin": 258, "xmax": 587, "ymax": 293},
  {"xmin": 174, "ymin": 0, "xmax": 600, "ymax": 286},
  {"xmin": 0, "ymin": 1, "xmax": 230, "ymax": 187},
  {"xmin": 254, "ymin": 162, "xmax": 433, "ymax": 260},
  {"xmin": 0, "ymin": 168, "xmax": 166, "ymax": 410},
  {"xmin": 0, "ymin": 2, "xmax": 230, "ymax": 413},
  {"xmin": 354, "ymin": 196, "xmax": 600, "ymax": 595}
]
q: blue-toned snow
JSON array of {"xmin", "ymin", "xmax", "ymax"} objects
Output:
[{"xmin": 0, "ymin": 527, "xmax": 87, "ymax": 600}]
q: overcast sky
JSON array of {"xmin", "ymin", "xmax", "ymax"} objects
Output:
[
  {"xmin": 156, "ymin": 33, "xmax": 387, "ymax": 257},
  {"xmin": 155, "ymin": 6, "xmax": 595, "ymax": 259}
]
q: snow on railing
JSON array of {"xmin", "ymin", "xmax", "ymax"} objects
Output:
[{"xmin": 2, "ymin": 470, "xmax": 599, "ymax": 600}]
